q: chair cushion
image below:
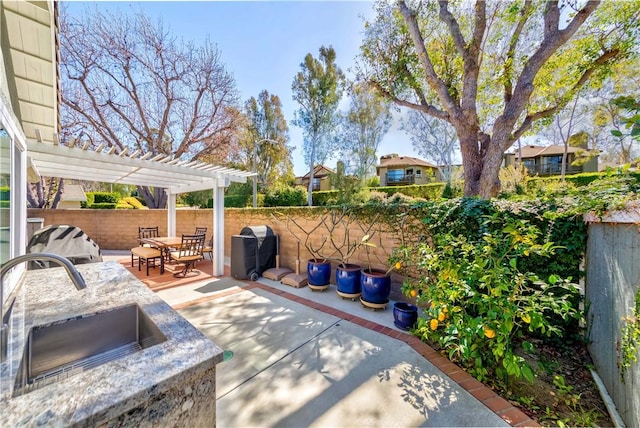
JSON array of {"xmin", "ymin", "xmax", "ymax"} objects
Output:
[
  {"xmin": 170, "ymin": 252, "xmax": 202, "ymax": 262},
  {"xmin": 131, "ymin": 247, "xmax": 162, "ymax": 258}
]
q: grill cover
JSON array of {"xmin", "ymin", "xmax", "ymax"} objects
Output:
[
  {"xmin": 239, "ymin": 225, "xmax": 276, "ymax": 275},
  {"xmin": 26, "ymin": 224, "xmax": 102, "ymax": 269}
]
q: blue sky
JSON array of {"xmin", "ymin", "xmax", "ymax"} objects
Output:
[{"xmin": 65, "ymin": 1, "xmax": 415, "ymax": 175}]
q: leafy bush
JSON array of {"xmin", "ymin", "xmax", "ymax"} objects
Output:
[
  {"xmin": 114, "ymin": 197, "xmax": 147, "ymax": 209},
  {"xmin": 312, "ymin": 190, "xmax": 338, "ymax": 206},
  {"xmin": 89, "ymin": 202, "xmax": 117, "ymax": 209},
  {"xmin": 264, "ymin": 185, "xmax": 307, "ymax": 207},
  {"xmin": 375, "ymin": 183, "xmax": 445, "ymax": 200},
  {"xmin": 115, "ymin": 201, "xmax": 134, "ymax": 209},
  {"xmin": 84, "ymin": 192, "xmax": 119, "ymax": 207},
  {"xmin": 396, "ymin": 214, "xmax": 581, "ymax": 385},
  {"xmin": 0, "ymin": 186, "xmax": 9, "ymax": 201},
  {"xmin": 365, "ymin": 176, "xmax": 380, "ymax": 187}
]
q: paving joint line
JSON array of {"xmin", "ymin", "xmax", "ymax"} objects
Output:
[{"xmin": 216, "ymin": 318, "xmax": 343, "ymax": 400}]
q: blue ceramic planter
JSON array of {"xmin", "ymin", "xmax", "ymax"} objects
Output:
[
  {"xmin": 393, "ymin": 302, "xmax": 418, "ymax": 330},
  {"xmin": 307, "ymin": 259, "xmax": 331, "ymax": 286},
  {"xmin": 336, "ymin": 264, "xmax": 361, "ymax": 295},
  {"xmin": 360, "ymin": 269, "xmax": 391, "ymax": 304}
]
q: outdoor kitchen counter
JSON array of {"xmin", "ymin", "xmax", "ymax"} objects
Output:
[{"xmin": 0, "ymin": 261, "xmax": 223, "ymax": 427}]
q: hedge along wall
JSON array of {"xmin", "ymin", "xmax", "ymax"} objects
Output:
[{"xmin": 25, "ymin": 208, "xmax": 402, "ymax": 277}]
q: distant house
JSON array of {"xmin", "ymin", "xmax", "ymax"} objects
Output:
[
  {"xmin": 295, "ymin": 165, "xmax": 335, "ymax": 191},
  {"xmin": 504, "ymin": 145, "xmax": 598, "ymax": 176},
  {"xmin": 376, "ymin": 154, "xmax": 441, "ymax": 186},
  {"xmin": 58, "ymin": 184, "xmax": 87, "ymax": 209}
]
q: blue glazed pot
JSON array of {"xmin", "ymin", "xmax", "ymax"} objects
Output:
[
  {"xmin": 307, "ymin": 259, "xmax": 331, "ymax": 286},
  {"xmin": 336, "ymin": 264, "xmax": 361, "ymax": 295},
  {"xmin": 393, "ymin": 302, "xmax": 418, "ymax": 331},
  {"xmin": 360, "ymin": 269, "xmax": 391, "ymax": 304}
]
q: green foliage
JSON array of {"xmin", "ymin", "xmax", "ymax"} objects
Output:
[
  {"xmin": 89, "ymin": 202, "xmax": 117, "ymax": 209},
  {"xmin": 0, "ymin": 186, "xmax": 9, "ymax": 201},
  {"xmin": 88, "ymin": 192, "xmax": 119, "ymax": 204},
  {"xmin": 223, "ymin": 182, "xmax": 252, "ymax": 208},
  {"xmin": 401, "ymin": 214, "xmax": 581, "ymax": 384},
  {"xmin": 441, "ymin": 181, "xmax": 462, "ymax": 199},
  {"xmin": 329, "ymin": 161, "xmax": 368, "ymax": 205},
  {"xmin": 619, "ymin": 287, "xmax": 640, "ymax": 380},
  {"xmin": 264, "ymin": 185, "xmax": 307, "ymax": 207},
  {"xmin": 224, "ymin": 195, "xmax": 250, "ymax": 208},
  {"xmin": 292, "ymin": 45, "xmax": 346, "ymax": 205},
  {"xmin": 611, "ymin": 95, "xmax": 640, "ymax": 141},
  {"xmin": 182, "ymin": 189, "xmax": 214, "ymax": 208},
  {"xmin": 312, "ymin": 190, "xmax": 339, "ymax": 206},
  {"xmin": 365, "ymin": 176, "xmax": 380, "ymax": 187},
  {"xmin": 115, "ymin": 201, "xmax": 134, "ymax": 209},
  {"xmin": 375, "ymin": 183, "xmax": 445, "ymax": 200},
  {"xmin": 118, "ymin": 197, "xmax": 148, "ymax": 209}
]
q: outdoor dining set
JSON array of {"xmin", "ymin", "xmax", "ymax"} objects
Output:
[{"xmin": 130, "ymin": 226, "xmax": 212, "ymax": 277}]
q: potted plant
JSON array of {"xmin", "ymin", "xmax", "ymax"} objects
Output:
[
  {"xmin": 360, "ymin": 239, "xmax": 401, "ymax": 309},
  {"xmin": 278, "ymin": 212, "xmax": 333, "ymax": 290},
  {"xmin": 323, "ymin": 208, "xmax": 379, "ymax": 300}
]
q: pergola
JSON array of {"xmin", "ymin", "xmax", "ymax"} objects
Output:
[{"xmin": 27, "ymin": 137, "xmax": 255, "ymax": 276}]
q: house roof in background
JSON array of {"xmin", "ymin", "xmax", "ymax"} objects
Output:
[
  {"xmin": 298, "ymin": 165, "xmax": 335, "ymax": 179},
  {"xmin": 60, "ymin": 184, "xmax": 86, "ymax": 202},
  {"xmin": 508, "ymin": 145, "xmax": 585, "ymax": 158},
  {"xmin": 378, "ymin": 155, "xmax": 437, "ymax": 169}
]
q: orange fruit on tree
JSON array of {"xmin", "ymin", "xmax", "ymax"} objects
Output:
[
  {"xmin": 409, "ymin": 289, "xmax": 417, "ymax": 298},
  {"xmin": 484, "ymin": 326, "xmax": 496, "ymax": 339},
  {"xmin": 430, "ymin": 319, "xmax": 439, "ymax": 330}
]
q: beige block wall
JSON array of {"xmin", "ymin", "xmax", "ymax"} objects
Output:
[{"xmin": 27, "ymin": 208, "xmax": 400, "ymax": 276}]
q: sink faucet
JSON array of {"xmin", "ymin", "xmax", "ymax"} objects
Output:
[{"xmin": 1, "ymin": 253, "xmax": 87, "ymax": 362}]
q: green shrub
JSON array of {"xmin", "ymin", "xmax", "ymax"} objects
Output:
[
  {"xmin": 312, "ymin": 190, "xmax": 338, "ymax": 206},
  {"xmin": 366, "ymin": 176, "xmax": 380, "ymax": 187},
  {"xmin": 393, "ymin": 207, "xmax": 582, "ymax": 385},
  {"xmin": 86, "ymin": 192, "xmax": 119, "ymax": 205},
  {"xmin": 120, "ymin": 196, "xmax": 147, "ymax": 209},
  {"xmin": 0, "ymin": 186, "xmax": 9, "ymax": 201},
  {"xmin": 224, "ymin": 195, "xmax": 250, "ymax": 208},
  {"xmin": 115, "ymin": 201, "xmax": 134, "ymax": 209},
  {"xmin": 264, "ymin": 185, "xmax": 307, "ymax": 207},
  {"xmin": 375, "ymin": 183, "xmax": 445, "ymax": 200},
  {"xmin": 89, "ymin": 202, "xmax": 117, "ymax": 209}
]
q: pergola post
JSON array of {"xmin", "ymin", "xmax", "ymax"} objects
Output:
[
  {"xmin": 212, "ymin": 179, "xmax": 227, "ymax": 276},
  {"xmin": 167, "ymin": 192, "xmax": 177, "ymax": 237}
]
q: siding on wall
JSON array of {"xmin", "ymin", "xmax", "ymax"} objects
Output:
[{"xmin": 585, "ymin": 221, "xmax": 639, "ymax": 428}]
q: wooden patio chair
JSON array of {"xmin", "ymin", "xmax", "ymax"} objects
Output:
[
  {"xmin": 132, "ymin": 226, "xmax": 162, "ymax": 273},
  {"xmin": 195, "ymin": 227, "xmax": 207, "ymax": 236},
  {"xmin": 202, "ymin": 237, "xmax": 213, "ymax": 260},
  {"xmin": 138, "ymin": 226, "xmax": 159, "ymax": 246},
  {"xmin": 170, "ymin": 234, "xmax": 206, "ymax": 277}
]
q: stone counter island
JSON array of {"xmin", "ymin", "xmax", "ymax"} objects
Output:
[{"xmin": 1, "ymin": 261, "xmax": 224, "ymax": 427}]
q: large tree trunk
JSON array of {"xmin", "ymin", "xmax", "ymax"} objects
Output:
[{"xmin": 138, "ymin": 186, "xmax": 167, "ymax": 209}]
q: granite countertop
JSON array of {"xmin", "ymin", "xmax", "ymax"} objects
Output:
[{"xmin": 0, "ymin": 261, "xmax": 224, "ymax": 427}]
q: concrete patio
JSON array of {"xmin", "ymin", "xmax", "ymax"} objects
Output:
[{"xmin": 103, "ymin": 250, "xmax": 536, "ymax": 427}]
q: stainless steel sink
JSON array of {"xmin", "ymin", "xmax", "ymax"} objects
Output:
[{"xmin": 13, "ymin": 304, "xmax": 166, "ymax": 397}]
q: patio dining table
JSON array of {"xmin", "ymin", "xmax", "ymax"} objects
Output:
[{"xmin": 139, "ymin": 236, "xmax": 183, "ymax": 262}]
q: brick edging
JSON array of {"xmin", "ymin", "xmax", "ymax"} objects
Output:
[{"xmin": 171, "ymin": 279, "xmax": 539, "ymax": 427}]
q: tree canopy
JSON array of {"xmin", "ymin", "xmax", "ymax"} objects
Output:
[
  {"xmin": 359, "ymin": 0, "xmax": 640, "ymax": 197},
  {"xmin": 339, "ymin": 82, "xmax": 392, "ymax": 182},
  {"xmin": 59, "ymin": 6, "xmax": 242, "ymax": 207},
  {"xmin": 233, "ymin": 90, "xmax": 295, "ymax": 189},
  {"xmin": 292, "ymin": 45, "xmax": 346, "ymax": 205}
]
